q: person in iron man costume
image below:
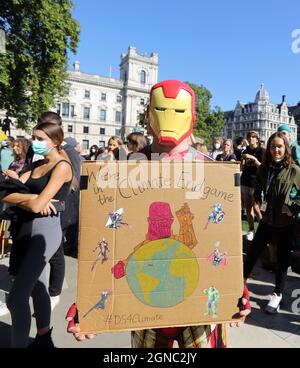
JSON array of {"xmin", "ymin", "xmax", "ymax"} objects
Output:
[
  {"xmin": 134, "ymin": 79, "xmax": 212, "ymax": 161},
  {"xmin": 148, "ymin": 80, "xmax": 196, "ymax": 147},
  {"xmin": 66, "ymin": 80, "xmax": 251, "ymax": 348}
]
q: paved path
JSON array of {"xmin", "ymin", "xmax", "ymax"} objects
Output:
[{"xmin": 0, "ymin": 254, "xmax": 300, "ymax": 348}]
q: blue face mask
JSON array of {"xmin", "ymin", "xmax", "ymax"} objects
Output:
[{"xmin": 32, "ymin": 140, "xmax": 51, "ymax": 156}]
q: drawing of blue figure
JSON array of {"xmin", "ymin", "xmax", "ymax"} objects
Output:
[
  {"xmin": 204, "ymin": 203, "xmax": 225, "ymax": 230},
  {"xmin": 105, "ymin": 208, "xmax": 129, "ymax": 229},
  {"xmin": 83, "ymin": 290, "xmax": 111, "ymax": 318},
  {"xmin": 204, "ymin": 286, "xmax": 220, "ymax": 318}
]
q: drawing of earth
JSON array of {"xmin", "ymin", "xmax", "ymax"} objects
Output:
[{"xmin": 125, "ymin": 238, "xmax": 199, "ymax": 308}]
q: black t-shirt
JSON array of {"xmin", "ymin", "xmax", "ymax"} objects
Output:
[
  {"xmin": 216, "ymin": 153, "xmax": 237, "ymax": 162},
  {"xmin": 241, "ymin": 146, "xmax": 265, "ymax": 188},
  {"xmin": 26, "ymin": 160, "xmax": 72, "ymax": 200}
]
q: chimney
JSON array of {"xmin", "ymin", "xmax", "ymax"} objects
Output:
[
  {"xmin": 282, "ymin": 95, "xmax": 286, "ymax": 103},
  {"xmin": 73, "ymin": 61, "xmax": 80, "ymax": 72}
]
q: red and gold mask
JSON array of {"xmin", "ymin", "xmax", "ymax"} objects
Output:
[{"xmin": 148, "ymin": 80, "xmax": 196, "ymax": 146}]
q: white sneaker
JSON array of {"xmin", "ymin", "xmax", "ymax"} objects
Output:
[
  {"xmin": 50, "ymin": 295, "xmax": 60, "ymax": 311},
  {"xmin": 265, "ymin": 293, "xmax": 282, "ymax": 314},
  {"xmin": 246, "ymin": 230, "xmax": 255, "ymax": 241},
  {"xmin": 0, "ymin": 300, "xmax": 10, "ymax": 317}
]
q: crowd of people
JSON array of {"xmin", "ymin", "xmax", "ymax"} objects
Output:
[{"xmin": 0, "ymin": 79, "xmax": 299, "ymax": 348}]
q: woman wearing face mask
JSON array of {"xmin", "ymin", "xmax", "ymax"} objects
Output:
[
  {"xmin": 244, "ymin": 132, "xmax": 300, "ymax": 315},
  {"xmin": 1, "ymin": 122, "xmax": 74, "ymax": 348},
  {"xmin": 209, "ymin": 137, "xmax": 223, "ymax": 160},
  {"xmin": 86, "ymin": 145, "xmax": 99, "ymax": 160}
]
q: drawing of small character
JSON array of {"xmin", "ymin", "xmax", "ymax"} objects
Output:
[
  {"xmin": 83, "ymin": 290, "xmax": 111, "ymax": 318},
  {"xmin": 106, "ymin": 208, "xmax": 129, "ymax": 229},
  {"xmin": 147, "ymin": 202, "xmax": 174, "ymax": 240},
  {"xmin": 206, "ymin": 241, "xmax": 228, "ymax": 267},
  {"xmin": 204, "ymin": 286, "xmax": 220, "ymax": 318},
  {"xmin": 91, "ymin": 238, "xmax": 109, "ymax": 271},
  {"xmin": 204, "ymin": 203, "xmax": 225, "ymax": 230}
]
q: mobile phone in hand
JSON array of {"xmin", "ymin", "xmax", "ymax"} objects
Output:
[{"xmin": 53, "ymin": 201, "xmax": 65, "ymax": 212}]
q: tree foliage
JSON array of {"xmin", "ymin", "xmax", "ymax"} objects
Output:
[
  {"xmin": 138, "ymin": 109, "xmax": 147, "ymax": 129},
  {"xmin": 0, "ymin": 0, "xmax": 80, "ymax": 129},
  {"xmin": 186, "ymin": 82, "xmax": 224, "ymax": 146}
]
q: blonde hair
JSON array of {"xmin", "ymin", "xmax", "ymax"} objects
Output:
[
  {"xmin": 126, "ymin": 132, "xmax": 147, "ymax": 153},
  {"xmin": 223, "ymin": 139, "xmax": 234, "ymax": 154},
  {"xmin": 193, "ymin": 143, "xmax": 208, "ymax": 154},
  {"xmin": 13, "ymin": 138, "xmax": 31, "ymax": 160},
  {"xmin": 108, "ymin": 136, "xmax": 123, "ymax": 147}
]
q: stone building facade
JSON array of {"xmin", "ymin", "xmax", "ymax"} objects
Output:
[{"xmin": 223, "ymin": 85, "xmax": 298, "ymax": 144}]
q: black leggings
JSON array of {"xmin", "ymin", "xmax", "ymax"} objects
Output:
[
  {"xmin": 7, "ymin": 216, "xmax": 62, "ymax": 347},
  {"xmin": 48, "ymin": 238, "xmax": 65, "ymax": 297},
  {"xmin": 243, "ymin": 221, "xmax": 293, "ymax": 294}
]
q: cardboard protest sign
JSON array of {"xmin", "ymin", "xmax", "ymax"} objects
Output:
[{"xmin": 76, "ymin": 161, "xmax": 244, "ymax": 334}]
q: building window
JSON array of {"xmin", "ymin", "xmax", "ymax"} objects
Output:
[
  {"xmin": 67, "ymin": 125, "xmax": 73, "ymax": 133},
  {"xmin": 115, "ymin": 128, "xmax": 122, "ymax": 136},
  {"xmin": 100, "ymin": 128, "xmax": 105, "ymax": 135},
  {"xmin": 70, "ymin": 105, "xmax": 76, "ymax": 117},
  {"xmin": 138, "ymin": 113, "xmax": 145, "ymax": 125},
  {"xmin": 83, "ymin": 126, "xmax": 89, "ymax": 134},
  {"xmin": 101, "ymin": 93, "xmax": 106, "ymax": 101},
  {"xmin": 100, "ymin": 109, "xmax": 106, "ymax": 122},
  {"xmin": 140, "ymin": 98, "xmax": 145, "ymax": 105},
  {"xmin": 99, "ymin": 140, "xmax": 105, "ymax": 148},
  {"xmin": 57, "ymin": 104, "xmax": 61, "ymax": 115},
  {"xmin": 83, "ymin": 107, "xmax": 90, "ymax": 120},
  {"xmin": 115, "ymin": 111, "xmax": 121, "ymax": 123},
  {"xmin": 82, "ymin": 139, "xmax": 89, "ymax": 151},
  {"xmin": 116, "ymin": 95, "xmax": 122, "ymax": 103},
  {"xmin": 84, "ymin": 90, "xmax": 90, "ymax": 98},
  {"xmin": 140, "ymin": 70, "xmax": 146, "ymax": 84},
  {"xmin": 62, "ymin": 102, "xmax": 69, "ymax": 117}
]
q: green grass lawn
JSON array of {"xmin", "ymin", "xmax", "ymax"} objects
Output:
[{"xmin": 242, "ymin": 219, "xmax": 259, "ymax": 233}]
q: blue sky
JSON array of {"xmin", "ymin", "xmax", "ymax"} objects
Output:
[{"xmin": 69, "ymin": 0, "xmax": 300, "ymax": 111}]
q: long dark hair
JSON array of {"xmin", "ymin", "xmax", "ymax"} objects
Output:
[{"xmin": 264, "ymin": 132, "xmax": 293, "ymax": 167}]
